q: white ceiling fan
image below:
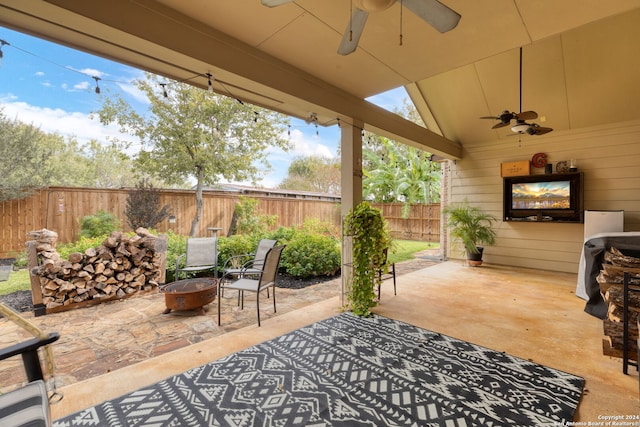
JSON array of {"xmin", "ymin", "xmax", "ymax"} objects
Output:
[{"xmin": 261, "ymin": 0, "xmax": 461, "ymax": 55}]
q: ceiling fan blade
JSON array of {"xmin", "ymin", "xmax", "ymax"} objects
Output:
[
  {"xmin": 338, "ymin": 8, "xmax": 368, "ymax": 56},
  {"xmin": 403, "ymin": 0, "xmax": 461, "ymax": 33},
  {"xmin": 533, "ymin": 126, "xmax": 553, "ymax": 135},
  {"xmin": 261, "ymin": 0, "xmax": 296, "ymax": 7},
  {"xmin": 516, "ymin": 110, "xmax": 538, "ymax": 120},
  {"xmin": 492, "ymin": 122, "xmax": 510, "ymax": 129}
]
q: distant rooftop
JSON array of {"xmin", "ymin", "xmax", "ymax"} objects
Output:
[{"xmin": 205, "ymin": 183, "xmax": 341, "ymax": 202}]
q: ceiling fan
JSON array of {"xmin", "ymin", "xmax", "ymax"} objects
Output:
[
  {"xmin": 261, "ymin": 0, "xmax": 461, "ymax": 56},
  {"xmin": 480, "ymin": 47, "xmax": 553, "ymax": 136}
]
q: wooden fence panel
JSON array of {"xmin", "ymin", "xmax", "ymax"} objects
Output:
[
  {"xmin": 0, "ymin": 187, "xmax": 439, "ymax": 257},
  {"xmin": 372, "ymin": 202, "xmax": 441, "ymax": 243}
]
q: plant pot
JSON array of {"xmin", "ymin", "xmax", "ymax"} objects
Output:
[{"xmin": 466, "ymin": 246, "xmax": 484, "ymax": 267}]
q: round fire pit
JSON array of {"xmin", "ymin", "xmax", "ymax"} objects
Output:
[{"xmin": 161, "ymin": 277, "xmax": 217, "ymax": 315}]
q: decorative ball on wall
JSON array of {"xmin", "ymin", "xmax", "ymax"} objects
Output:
[{"xmin": 531, "ymin": 152, "xmax": 547, "ymax": 168}]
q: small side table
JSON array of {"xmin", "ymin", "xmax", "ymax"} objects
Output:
[{"xmin": 207, "ymin": 227, "xmax": 222, "ymax": 238}]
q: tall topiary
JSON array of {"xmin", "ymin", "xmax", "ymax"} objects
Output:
[
  {"xmin": 343, "ymin": 201, "xmax": 392, "ymax": 317},
  {"xmin": 125, "ymin": 178, "xmax": 171, "ymax": 229}
]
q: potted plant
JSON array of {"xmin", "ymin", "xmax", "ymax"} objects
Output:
[
  {"xmin": 443, "ymin": 201, "xmax": 496, "ymax": 266},
  {"xmin": 343, "ymin": 201, "xmax": 392, "ymax": 316}
]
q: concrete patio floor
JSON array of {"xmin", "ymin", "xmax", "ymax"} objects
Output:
[{"xmin": 2, "ymin": 258, "xmax": 639, "ymax": 423}]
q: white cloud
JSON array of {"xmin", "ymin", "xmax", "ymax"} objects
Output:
[
  {"xmin": 0, "ymin": 97, "xmax": 135, "ymax": 145},
  {"xmin": 287, "ymin": 128, "xmax": 336, "ymax": 158},
  {"xmin": 74, "ymin": 81, "xmax": 90, "ymax": 91},
  {"xmin": 116, "ymin": 80, "xmax": 149, "ymax": 105},
  {"xmin": 70, "ymin": 67, "xmax": 105, "ymax": 79}
]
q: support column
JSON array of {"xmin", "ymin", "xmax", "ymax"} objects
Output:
[{"xmin": 340, "ymin": 120, "xmax": 363, "ymax": 306}]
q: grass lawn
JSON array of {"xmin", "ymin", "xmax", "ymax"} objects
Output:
[
  {"xmin": 388, "ymin": 240, "xmax": 438, "ymax": 264},
  {"xmin": 0, "ymin": 269, "xmax": 31, "ymax": 296},
  {"xmin": 0, "ymin": 239, "xmax": 439, "ymax": 296}
]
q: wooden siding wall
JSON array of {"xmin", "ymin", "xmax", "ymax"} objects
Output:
[
  {"xmin": 445, "ymin": 119, "xmax": 640, "ymax": 274},
  {"xmin": 0, "ymin": 187, "xmax": 440, "ymax": 257}
]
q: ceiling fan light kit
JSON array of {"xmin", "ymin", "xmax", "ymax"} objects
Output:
[{"xmin": 511, "ymin": 122, "xmax": 531, "ymax": 134}]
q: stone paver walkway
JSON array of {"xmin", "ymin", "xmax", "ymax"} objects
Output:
[{"xmin": 0, "ymin": 253, "xmax": 440, "ymax": 392}]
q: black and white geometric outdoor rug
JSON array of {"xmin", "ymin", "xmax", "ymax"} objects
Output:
[{"xmin": 53, "ymin": 312, "xmax": 584, "ymax": 427}]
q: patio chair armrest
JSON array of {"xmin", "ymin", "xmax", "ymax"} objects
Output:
[
  {"xmin": 175, "ymin": 253, "xmax": 185, "ymax": 265},
  {"xmin": 0, "ymin": 332, "xmax": 60, "ymax": 383},
  {"xmin": 222, "ymin": 253, "xmax": 254, "ymax": 269},
  {"xmin": 0, "ymin": 332, "xmax": 60, "ymax": 362}
]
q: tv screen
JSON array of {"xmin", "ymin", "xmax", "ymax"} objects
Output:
[
  {"xmin": 511, "ymin": 181, "xmax": 571, "ymax": 210},
  {"xmin": 503, "ymin": 172, "xmax": 583, "ymax": 223}
]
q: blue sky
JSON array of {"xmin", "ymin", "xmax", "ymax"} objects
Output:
[{"xmin": 0, "ymin": 26, "xmax": 407, "ymax": 188}]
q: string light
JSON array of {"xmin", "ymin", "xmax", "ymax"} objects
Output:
[
  {"xmin": 206, "ymin": 72, "xmax": 214, "ymax": 93},
  {"xmin": 0, "ymin": 39, "xmax": 9, "ymax": 61},
  {"xmin": 399, "ymin": 0, "xmax": 403, "ymax": 46},
  {"xmin": 0, "ymin": 36, "xmax": 352, "ymax": 134},
  {"xmin": 159, "ymin": 83, "xmax": 168, "ymax": 98},
  {"xmin": 92, "ymin": 76, "xmax": 101, "ymax": 94}
]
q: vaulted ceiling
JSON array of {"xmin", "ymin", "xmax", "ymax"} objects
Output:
[{"xmin": 1, "ymin": 0, "xmax": 639, "ymax": 158}]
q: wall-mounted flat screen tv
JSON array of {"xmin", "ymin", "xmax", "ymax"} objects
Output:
[{"xmin": 503, "ymin": 172, "xmax": 583, "ymax": 223}]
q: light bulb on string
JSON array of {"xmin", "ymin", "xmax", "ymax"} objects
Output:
[
  {"xmin": 159, "ymin": 83, "xmax": 168, "ymax": 99},
  {"xmin": 92, "ymin": 76, "xmax": 101, "ymax": 94},
  {"xmin": 206, "ymin": 72, "xmax": 214, "ymax": 93},
  {"xmin": 0, "ymin": 39, "xmax": 8, "ymax": 65}
]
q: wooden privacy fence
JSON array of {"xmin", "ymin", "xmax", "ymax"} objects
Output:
[
  {"xmin": 0, "ymin": 186, "xmax": 440, "ymax": 257},
  {"xmin": 372, "ymin": 202, "xmax": 441, "ymax": 243}
]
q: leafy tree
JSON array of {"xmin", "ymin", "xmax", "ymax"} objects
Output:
[
  {"xmin": 278, "ymin": 155, "xmax": 341, "ymax": 193},
  {"xmin": 360, "ymin": 97, "xmax": 441, "ymax": 216},
  {"xmin": 83, "ymin": 140, "xmax": 140, "ymax": 188},
  {"xmin": 96, "ymin": 74, "xmax": 291, "ymax": 236},
  {"xmin": 0, "ymin": 110, "xmax": 50, "ymax": 200},
  {"xmin": 0, "ymin": 108, "xmax": 156, "ymax": 201},
  {"xmin": 125, "ymin": 178, "xmax": 171, "ymax": 229},
  {"xmin": 363, "ymin": 138, "xmax": 440, "ymax": 216},
  {"xmin": 231, "ymin": 196, "xmax": 277, "ymax": 235}
]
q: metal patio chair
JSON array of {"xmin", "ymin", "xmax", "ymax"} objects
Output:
[
  {"xmin": 175, "ymin": 237, "xmax": 218, "ymax": 280},
  {"xmin": 218, "ymin": 245, "xmax": 285, "ymax": 327}
]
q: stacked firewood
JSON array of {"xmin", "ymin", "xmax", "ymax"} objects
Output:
[
  {"xmin": 597, "ymin": 247, "xmax": 640, "ymax": 360},
  {"xmin": 29, "ymin": 228, "xmax": 166, "ymax": 310}
]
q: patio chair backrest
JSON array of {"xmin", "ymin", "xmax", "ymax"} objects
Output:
[
  {"xmin": 253, "ymin": 239, "xmax": 277, "ymax": 268},
  {"xmin": 258, "ymin": 245, "xmax": 285, "ymax": 288},
  {"xmin": 185, "ymin": 237, "xmax": 217, "ymax": 268}
]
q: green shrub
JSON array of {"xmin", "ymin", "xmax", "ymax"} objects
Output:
[
  {"xmin": 266, "ymin": 226, "xmax": 296, "ymax": 243},
  {"xmin": 280, "ymin": 232, "xmax": 340, "ymax": 278},
  {"xmin": 57, "ymin": 235, "xmax": 108, "ymax": 259},
  {"xmin": 165, "ymin": 230, "xmax": 187, "ymax": 282},
  {"xmin": 217, "ymin": 234, "xmax": 258, "ymax": 270},
  {"xmin": 232, "ymin": 196, "xmax": 277, "ymax": 235},
  {"xmin": 299, "ymin": 217, "xmax": 340, "ymax": 239},
  {"xmin": 79, "ymin": 210, "xmax": 119, "ymax": 238}
]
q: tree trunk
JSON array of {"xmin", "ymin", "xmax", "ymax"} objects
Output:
[{"xmin": 189, "ymin": 167, "xmax": 205, "ymax": 237}]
